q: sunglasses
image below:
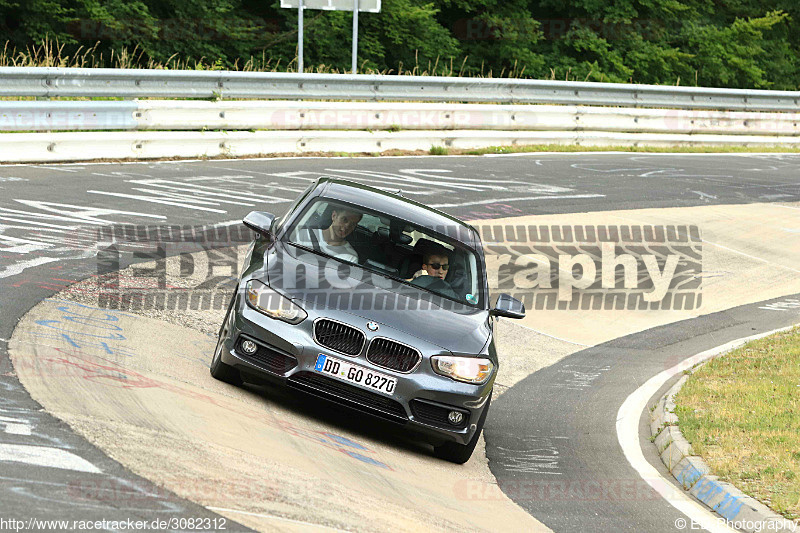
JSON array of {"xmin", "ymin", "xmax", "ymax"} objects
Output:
[{"xmin": 427, "ymin": 263, "xmax": 449, "ymax": 270}]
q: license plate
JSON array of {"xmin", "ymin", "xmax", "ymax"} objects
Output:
[{"xmin": 314, "ymin": 354, "xmax": 397, "ymax": 396}]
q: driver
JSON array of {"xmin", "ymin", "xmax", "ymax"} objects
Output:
[
  {"xmin": 298, "ymin": 207, "xmax": 362, "ymax": 263},
  {"xmin": 409, "ymin": 246, "xmax": 460, "ymax": 300},
  {"xmin": 410, "ymin": 251, "xmax": 450, "ymax": 281}
]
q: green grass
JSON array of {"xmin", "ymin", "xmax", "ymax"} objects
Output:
[
  {"xmin": 0, "ymin": 37, "xmax": 531, "ymax": 78},
  {"xmin": 19, "ymin": 143, "xmax": 800, "ymax": 165},
  {"xmin": 462, "ymin": 144, "xmax": 800, "ymax": 155},
  {"xmin": 675, "ymin": 327, "xmax": 800, "ymax": 521}
]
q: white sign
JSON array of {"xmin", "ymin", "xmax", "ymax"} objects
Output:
[{"xmin": 280, "ymin": 0, "xmax": 381, "ymax": 13}]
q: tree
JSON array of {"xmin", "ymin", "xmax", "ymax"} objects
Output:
[{"xmin": 1, "ymin": 0, "xmax": 798, "ymax": 89}]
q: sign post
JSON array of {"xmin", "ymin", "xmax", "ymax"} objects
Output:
[
  {"xmin": 298, "ymin": 0, "xmax": 304, "ymax": 73},
  {"xmin": 352, "ymin": 0, "xmax": 359, "ymax": 74},
  {"xmin": 281, "ymin": 0, "xmax": 381, "ymax": 75}
]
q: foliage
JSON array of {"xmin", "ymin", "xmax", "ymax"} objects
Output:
[{"xmin": 0, "ymin": 0, "xmax": 798, "ymax": 89}]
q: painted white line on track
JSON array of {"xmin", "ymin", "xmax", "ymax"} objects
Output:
[
  {"xmin": 0, "ymin": 416, "xmax": 32, "ymax": 435},
  {"xmin": 37, "ymin": 166, "xmax": 79, "ymax": 173},
  {"xmin": 617, "ymin": 324, "xmax": 800, "ymax": 533},
  {"xmin": 0, "ymin": 256, "xmax": 61, "ymax": 280},
  {"xmin": 431, "ymin": 194, "xmax": 605, "ymax": 208},
  {"xmin": 0, "ymin": 443, "xmax": 102, "ymax": 473},
  {"xmin": 483, "ymin": 151, "xmax": 633, "ymax": 157},
  {"xmin": 86, "ymin": 190, "xmax": 229, "ymax": 213},
  {"xmin": 0, "ymin": 474, "xmax": 99, "ymax": 488},
  {"xmin": 325, "ymin": 168, "xmax": 498, "ymax": 191},
  {"xmin": 481, "ymin": 151, "xmax": 800, "ymax": 158},
  {"xmin": 0, "ymin": 474, "xmax": 172, "ymax": 501},
  {"xmin": 702, "ymin": 239, "xmax": 800, "ymax": 274},
  {"xmin": 215, "ymin": 219, "xmax": 242, "ymax": 227},
  {"xmin": 207, "ymin": 507, "xmax": 349, "ymax": 532}
]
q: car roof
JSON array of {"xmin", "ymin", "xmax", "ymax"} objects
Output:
[{"xmin": 314, "ymin": 178, "xmax": 480, "ymax": 247}]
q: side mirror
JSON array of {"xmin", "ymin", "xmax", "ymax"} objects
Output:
[
  {"xmin": 243, "ymin": 211, "xmax": 276, "ymax": 238},
  {"xmin": 491, "ymin": 293, "xmax": 525, "ymax": 319}
]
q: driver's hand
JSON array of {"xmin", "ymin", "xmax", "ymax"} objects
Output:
[{"xmin": 411, "ymin": 269, "xmax": 427, "ymax": 279}]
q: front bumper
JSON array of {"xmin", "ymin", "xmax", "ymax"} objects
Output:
[{"xmin": 219, "ymin": 294, "xmax": 493, "ymax": 446}]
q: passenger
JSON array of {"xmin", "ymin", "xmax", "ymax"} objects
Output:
[{"xmin": 298, "ymin": 207, "xmax": 362, "ymax": 263}]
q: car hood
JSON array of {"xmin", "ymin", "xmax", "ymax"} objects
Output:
[{"xmin": 262, "ymin": 242, "xmax": 490, "ymax": 355}]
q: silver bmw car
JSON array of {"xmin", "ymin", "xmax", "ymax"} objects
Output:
[{"xmin": 211, "ymin": 178, "xmax": 525, "ymax": 463}]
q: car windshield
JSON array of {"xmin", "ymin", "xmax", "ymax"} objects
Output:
[{"xmin": 285, "ymin": 199, "xmax": 484, "ymax": 307}]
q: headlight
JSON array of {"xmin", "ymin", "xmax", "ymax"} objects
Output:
[
  {"xmin": 245, "ymin": 280, "xmax": 307, "ymax": 324},
  {"xmin": 431, "ymin": 356, "xmax": 494, "ymax": 384}
]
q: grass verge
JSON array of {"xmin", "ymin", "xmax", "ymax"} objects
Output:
[
  {"xmin": 460, "ymin": 144, "xmax": 800, "ymax": 155},
  {"xmin": 8, "ymin": 143, "xmax": 800, "ymax": 165},
  {"xmin": 674, "ymin": 327, "xmax": 800, "ymax": 521}
]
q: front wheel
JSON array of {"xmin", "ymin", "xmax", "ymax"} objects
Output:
[
  {"xmin": 210, "ymin": 300, "xmax": 242, "ymax": 386},
  {"xmin": 433, "ymin": 394, "xmax": 491, "ymax": 464}
]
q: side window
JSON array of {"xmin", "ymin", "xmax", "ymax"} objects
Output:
[
  {"xmin": 278, "ymin": 182, "xmax": 316, "ymax": 232},
  {"xmin": 288, "ymin": 201, "xmax": 328, "ymax": 243},
  {"xmin": 357, "ymin": 213, "xmax": 386, "ymax": 233}
]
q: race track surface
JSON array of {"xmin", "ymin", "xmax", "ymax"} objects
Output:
[{"xmin": 1, "ymin": 153, "xmax": 799, "ymax": 531}]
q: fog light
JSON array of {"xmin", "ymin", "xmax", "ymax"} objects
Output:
[
  {"xmin": 240, "ymin": 340, "xmax": 258, "ymax": 355},
  {"xmin": 447, "ymin": 410, "xmax": 464, "ymax": 426}
]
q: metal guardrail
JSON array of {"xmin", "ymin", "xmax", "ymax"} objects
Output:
[
  {"xmin": 2, "ymin": 67, "xmax": 800, "ymax": 112},
  {"xmin": 4, "ymin": 129, "xmax": 799, "ymax": 164},
  {"xmin": 2, "ymin": 66, "xmax": 799, "ymax": 162},
  {"xmin": 0, "ymin": 101, "xmax": 136, "ymax": 131},
  {"xmin": 3, "ymin": 100, "xmax": 799, "ymax": 136}
]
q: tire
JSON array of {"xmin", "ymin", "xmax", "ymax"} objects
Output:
[
  {"xmin": 210, "ymin": 297, "xmax": 242, "ymax": 387},
  {"xmin": 433, "ymin": 393, "xmax": 491, "ymax": 464}
]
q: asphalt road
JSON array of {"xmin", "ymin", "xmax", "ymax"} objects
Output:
[
  {"xmin": 487, "ymin": 294, "xmax": 800, "ymax": 532},
  {"xmin": 1, "ymin": 152, "xmax": 799, "ymax": 529}
]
